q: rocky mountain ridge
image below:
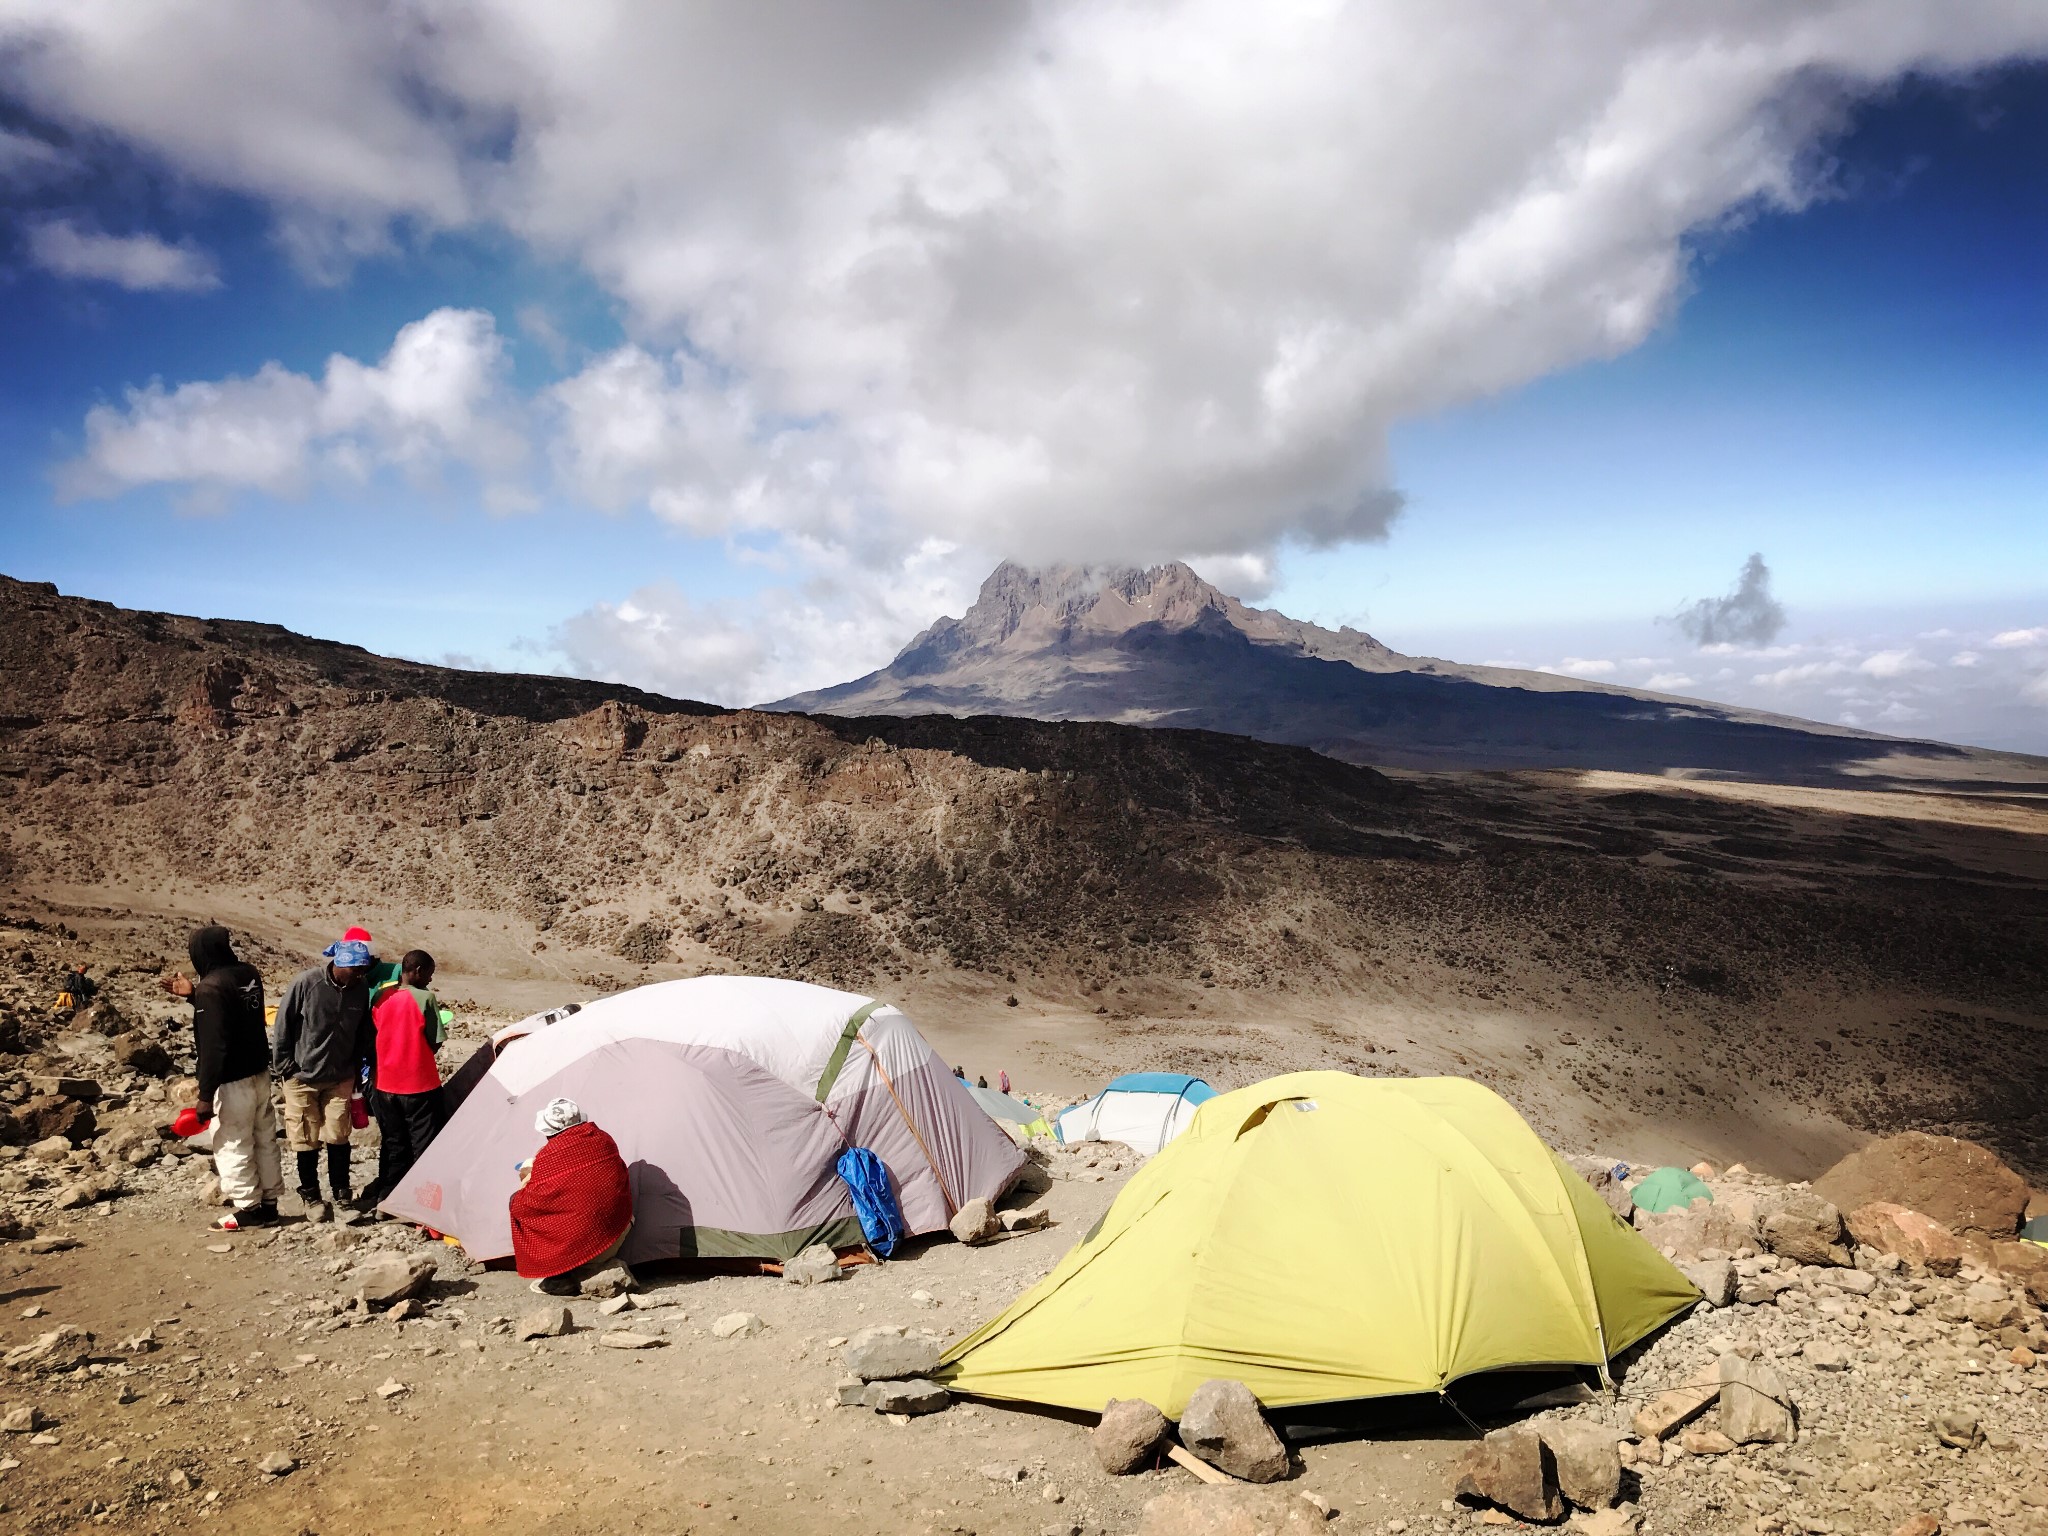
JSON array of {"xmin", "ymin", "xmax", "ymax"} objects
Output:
[{"xmin": 772, "ymin": 561, "xmax": 2048, "ymax": 786}]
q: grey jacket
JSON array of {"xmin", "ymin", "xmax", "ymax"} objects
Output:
[{"xmin": 271, "ymin": 964, "xmax": 372, "ymax": 1085}]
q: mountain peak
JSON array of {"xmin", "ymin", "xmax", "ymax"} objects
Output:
[{"xmin": 949, "ymin": 560, "xmax": 1230, "ymax": 650}]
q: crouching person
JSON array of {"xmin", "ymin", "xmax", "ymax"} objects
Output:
[
  {"xmin": 360, "ymin": 949, "xmax": 448, "ymax": 1211},
  {"xmin": 510, "ymin": 1098, "xmax": 635, "ymax": 1296},
  {"xmin": 163, "ymin": 926, "xmax": 282, "ymax": 1230}
]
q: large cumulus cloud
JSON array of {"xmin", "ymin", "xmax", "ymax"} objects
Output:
[{"xmin": 13, "ymin": 1, "xmax": 2048, "ymax": 695}]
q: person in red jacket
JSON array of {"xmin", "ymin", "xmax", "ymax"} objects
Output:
[
  {"xmin": 510, "ymin": 1097, "xmax": 635, "ymax": 1296},
  {"xmin": 358, "ymin": 949, "xmax": 448, "ymax": 1213}
]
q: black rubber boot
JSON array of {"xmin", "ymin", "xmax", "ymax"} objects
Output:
[
  {"xmin": 295, "ymin": 1150, "xmax": 320, "ymax": 1205},
  {"xmin": 326, "ymin": 1143, "xmax": 355, "ymax": 1204}
]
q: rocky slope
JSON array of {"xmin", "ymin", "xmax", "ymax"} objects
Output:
[
  {"xmin": 2, "ymin": 574, "xmax": 2046, "ymax": 1185},
  {"xmin": 770, "ymin": 561, "xmax": 2048, "ymax": 785}
]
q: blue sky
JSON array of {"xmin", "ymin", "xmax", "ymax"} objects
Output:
[{"xmin": 1, "ymin": 6, "xmax": 2045, "ymax": 751}]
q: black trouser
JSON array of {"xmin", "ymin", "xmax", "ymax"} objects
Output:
[{"xmin": 365, "ymin": 1087, "xmax": 447, "ymax": 1206}]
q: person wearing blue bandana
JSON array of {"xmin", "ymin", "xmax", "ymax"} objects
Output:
[{"xmin": 271, "ymin": 935, "xmax": 375, "ymax": 1220}]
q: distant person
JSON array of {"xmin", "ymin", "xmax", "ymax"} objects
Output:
[
  {"xmin": 953, "ymin": 1065, "xmax": 966, "ymax": 1080},
  {"xmin": 162, "ymin": 926, "xmax": 281, "ymax": 1230},
  {"xmin": 57, "ymin": 960, "xmax": 97, "ymax": 1012},
  {"xmin": 359, "ymin": 950, "xmax": 449, "ymax": 1211},
  {"xmin": 998, "ymin": 1069, "xmax": 1010, "ymax": 1094},
  {"xmin": 272, "ymin": 935, "xmax": 375, "ymax": 1221},
  {"xmin": 510, "ymin": 1098, "xmax": 635, "ymax": 1296},
  {"xmin": 976, "ymin": 1074, "xmax": 989, "ymax": 1089}
]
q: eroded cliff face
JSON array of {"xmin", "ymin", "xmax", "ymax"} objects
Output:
[{"xmin": 3, "ymin": 573, "xmax": 2046, "ymax": 1179}]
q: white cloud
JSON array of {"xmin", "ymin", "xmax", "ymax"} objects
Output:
[
  {"xmin": 0, "ymin": 126, "xmax": 75, "ymax": 186},
  {"xmin": 15, "ymin": 1, "xmax": 2048, "ymax": 580},
  {"xmin": 1857, "ymin": 648, "xmax": 1930, "ymax": 678},
  {"xmin": 2025, "ymin": 672, "xmax": 2048, "ymax": 708},
  {"xmin": 1950, "ymin": 650, "xmax": 1981, "ymax": 667},
  {"xmin": 1752, "ymin": 660, "xmax": 1849, "ymax": 687},
  {"xmin": 1991, "ymin": 626, "xmax": 2048, "ymax": 648},
  {"xmin": 1549, "ymin": 657, "xmax": 1618, "ymax": 677},
  {"xmin": 1643, "ymin": 672, "xmax": 1695, "ymax": 692},
  {"xmin": 56, "ymin": 307, "xmax": 528, "ymax": 505},
  {"xmin": 27, "ymin": 218, "xmax": 219, "ymax": 291}
]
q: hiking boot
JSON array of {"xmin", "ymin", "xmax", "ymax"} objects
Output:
[
  {"xmin": 212, "ymin": 1202, "xmax": 279, "ymax": 1232},
  {"xmin": 304, "ymin": 1200, "xmax": 333, "ymax": 1224},
  {"xmin": 325, "ymin": 1145, "xmax": 354, "ymax": 1206}
]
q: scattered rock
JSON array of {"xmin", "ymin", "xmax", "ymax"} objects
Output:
[
  {"xmin": 375, "ymin": 1378, "xmax": 409, "ymax": 1399},
  {"xmin": 842, "ymin": 1329, "xmax": 942, "ymax": 1381},
  {"xmin": 577, "ymin": 1260, "xmax": 636, "ymax": 1299},
  {"xmin": 2, "ymin": 1326, "xmax": 93, "ymax": 1373},
  {"xmin": 1816, "ymin": 1132, "xmax": 2029, "ymax": 1240},
  {"xmin": 1718, "ymin": 1352, "xmax": 1795, "ymax": 1445},
  {"xmin": 949, "ymin": 1197, "xmax": 1002, "ymax": 1245},
  {"xmin": 833, "ymin": 1375, "xmax": 867, "ymax": 1407},
  {"xmin": 980, "ymin": 1462, "xmax": 1029, "ymax": 1483},
  {"xmin": 597, "ymin": 1330, "xmax": 663, "ymax": 1349},
  {"xmin": 1679, "ymin": 1259, "xmax": 1735, "ymax": 1308},
  {"xmin": 1180, "ymin": 1377, "xmax": 1290, "ymax": 1484},
  {"xmin": 1889, "ymin": 1517, "xmax": 1941, "ymax": 1536},
  {"xmin": 1000, "ymin": 1206, "xmax": 1052, "ymax": 1233},
  {"xmin": 861, "ymin": 1378, "xmax": 949, "ymax": 1415},
  {"xmin": 1094, "ymin": 1397, "xmax": 1171, "ymax": 1475},
  {"xmin": 515, "ymin": 1307, "xmax": 570, "ymax": 1341},
  {"xmin": 0, "ymin": 1405, "xmax": 48, "ymax": 1433},
  {"xmin": 110, "ymin": 1035, "xmax": 174, "ymax": 1077},
  {"xmin": 256, "ymin": 1450, "xmax": 296, "ymax": 1476},
  {"xmin": 782, "ymin": 1244, "xmax": 842, "ymax": 1285},
  {"xmin": 1453, "ymin": 1424, "xmax": 1562, "ymax": 1522},
  {"xmin": 596, "ymin": 1293, "xmax": 634, "ymax": 1316},
  {"xmin": 1631, "ymin": 1364, "xmax": 1720, "ymax": 1441},
  {"xmin": 352, "ymin": 1255, "xmax": 436, "ymax": 1308},
  {"xmin": 1933, "ymin": 1411, "xmax": 1981, "ymax": 1450},
  {"xmin": 1677, "ymin": 1427, "xmax": 1735, "ymax": 1455},
  {"xmin": 1804, "ymin": 1339, "xmax": 1852, "ymax": 1371},
  {"xmin": 711, "ymin": 1311, "xmax": 765, "ymax": 1339}
]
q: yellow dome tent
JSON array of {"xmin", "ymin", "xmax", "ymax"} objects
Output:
[{"xmin": 939, "ymin": 1072, "xmax": 1699, "ymax": 1416}]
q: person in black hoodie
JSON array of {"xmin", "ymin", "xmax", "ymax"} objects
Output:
[{"xmin": 162, "ymin": 925, "xmax": 282, "ymax": 1230}]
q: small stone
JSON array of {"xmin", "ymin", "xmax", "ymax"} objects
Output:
[
  {"xmin": 842, "ymin": 1329, "xmax": 942, "ymax": 1381},
  {"xmin": 1, "ymin": 1325, "xmax": 94, "ymax": 1374},
  {"xmin": 949, "ymin": 1197, "xmax": 1002, "ymax": 1245},
  {"xmin": 1180, "ymin": 1377, "xmax": 1290, "ymax": 1484},
  {"xmin": 980, "ymin": 1462, "xmax": 1028, "ymax": 1483},
  {"xmin": 710, "ymin": 1312, "xmax": 764, "ymax": 1339},
  {"xmin": 862, "ymin": 1378, "xmax": 949, "ymax": 1415},
  {"xmin": 375, "ymin": 1377, "xmax": 409, "ymax": 1399},
  {"xmin": 386, "ymin": 1298, "xmax": 422, "ymax": 1322},
  {"xmin": 351, "ymin": 1255, "xmax": 436, "ymax": 1308},
  {"xmin": 1680, "ymin": 1259, "xmax": 1736, "ymax": 1308},
  {"xmin": 515, "ymin": 1307, "xmax": 570, "ymax": 1341},
  {"xmin": 576, "ymin": 1260, "xmax": 636, "ymax": 1299},
  {"xmin": 1631, "ymin": 1363, "xmax": 1720, "ymax": 1440},
  {"xmin": 597, "ymin": 1294, "xmax": 634, "ymax": 1316},
  {"xmin": 1889, "ymin": 1518, "xmax": 1941, "ymax": 1536},
  {"xmin": 1000, "ymin": 1206, "xmax": 1052, "ymax": 1233},
  {"xmin": 256, "ymin": 1450, "xmax": 296, "ymax": 1476},
  {"xmin": 1094, "ymin": 1397, "xmax": 1171, "ymax": 1475},
  {"xmin": 597, "ymin": 1330, "xmax": 663, "ymax": 1349},
  {"xmin": 1933, "ymin": 1411, "xmax": 1981, "ymax": 1449},
  {"xmin": 782, "ymin": 1244, "xmax": 842, "ymax": 1286},
  {"xmin": 909, "ymin": 1288, "xmax": 938, "ymax": 1307},
  {"xmin": 1678, "ymin": 1427, "xmax": 1736, "ymax": 1455},
  {"xmin": 0, "ymin": 1406, "xmax": 48, "ymax": 1434},
  {"xmin": 833, "ymin": 1375, "xmax": 868, "ymax": 1407},
  {"xmin": 1807, "ymin": 1338, "xmax": 1854, "ymax": 1372}
]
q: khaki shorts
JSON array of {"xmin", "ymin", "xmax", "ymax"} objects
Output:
[{"xmin": 282, "ymin": 1078, "xmax": 354, "ymax": 1151}]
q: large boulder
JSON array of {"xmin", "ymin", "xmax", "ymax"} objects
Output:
[
  {"xmin": 1094, "ymin": 1397, "xmax": 1171, "ymax": 1474},
  {"xmin": 1845, "ymin": 1202, "xmax": 1965, "ymax": 1276},
  {"xmin": 948, "ymin": 1197, "xmax": 1001, "ymax": 1246},
  {"xmin": 1569, "ymin": 1157, "xmax": 1636, "ymax": 1221},
  {"xmin": 1179, "ymin": 1378, "xmax": 1290, "ymax": 1483},
  {"xmin": 1453, "ymin": 1424, "xmax": 1563, "ymax": 1522},
  {"xmin": 1535, "ymin": 1420, "xmax": 1622, "ymax": 1509},
  {"xmin": 1758, "ymin": 1189, "xmax": 1848, "ymax": 1266},
  {"xmin": 1815, "ymin": 1132, "xmax": 2028, "ymax": 1241},
  {"xmin": 1718, "ymin": 1352, "xmax": 1795, "ymax": 1445},
  {"xmin": 1137, "ymin": 1486, "xmax": 1328, "ymax": 1535},
  {"xmin": 15, "ymin": 1094, "xmax": 95, "ymax": 1146},
  {"xmin": 111, "ymin": 1034, "xmax": 175, "ymax": 1077}
]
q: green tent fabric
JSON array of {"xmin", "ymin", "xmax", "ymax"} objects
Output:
[
  {"xmin": 1631, "ymin": 1166, "xmax": 1714, "ymax": 1214},
  {"xmin": 2022, "ymin": 1213, "xmax": 2048, "ymax": 1247},
  {"xmin": 940, "ymin": 1072, "xmax": 1701, "ymax": 1415}
]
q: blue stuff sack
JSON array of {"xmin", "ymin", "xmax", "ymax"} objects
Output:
[{"xmin": 835, "ymin": 1146, "xmax": 907, "ymax": 1259}]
